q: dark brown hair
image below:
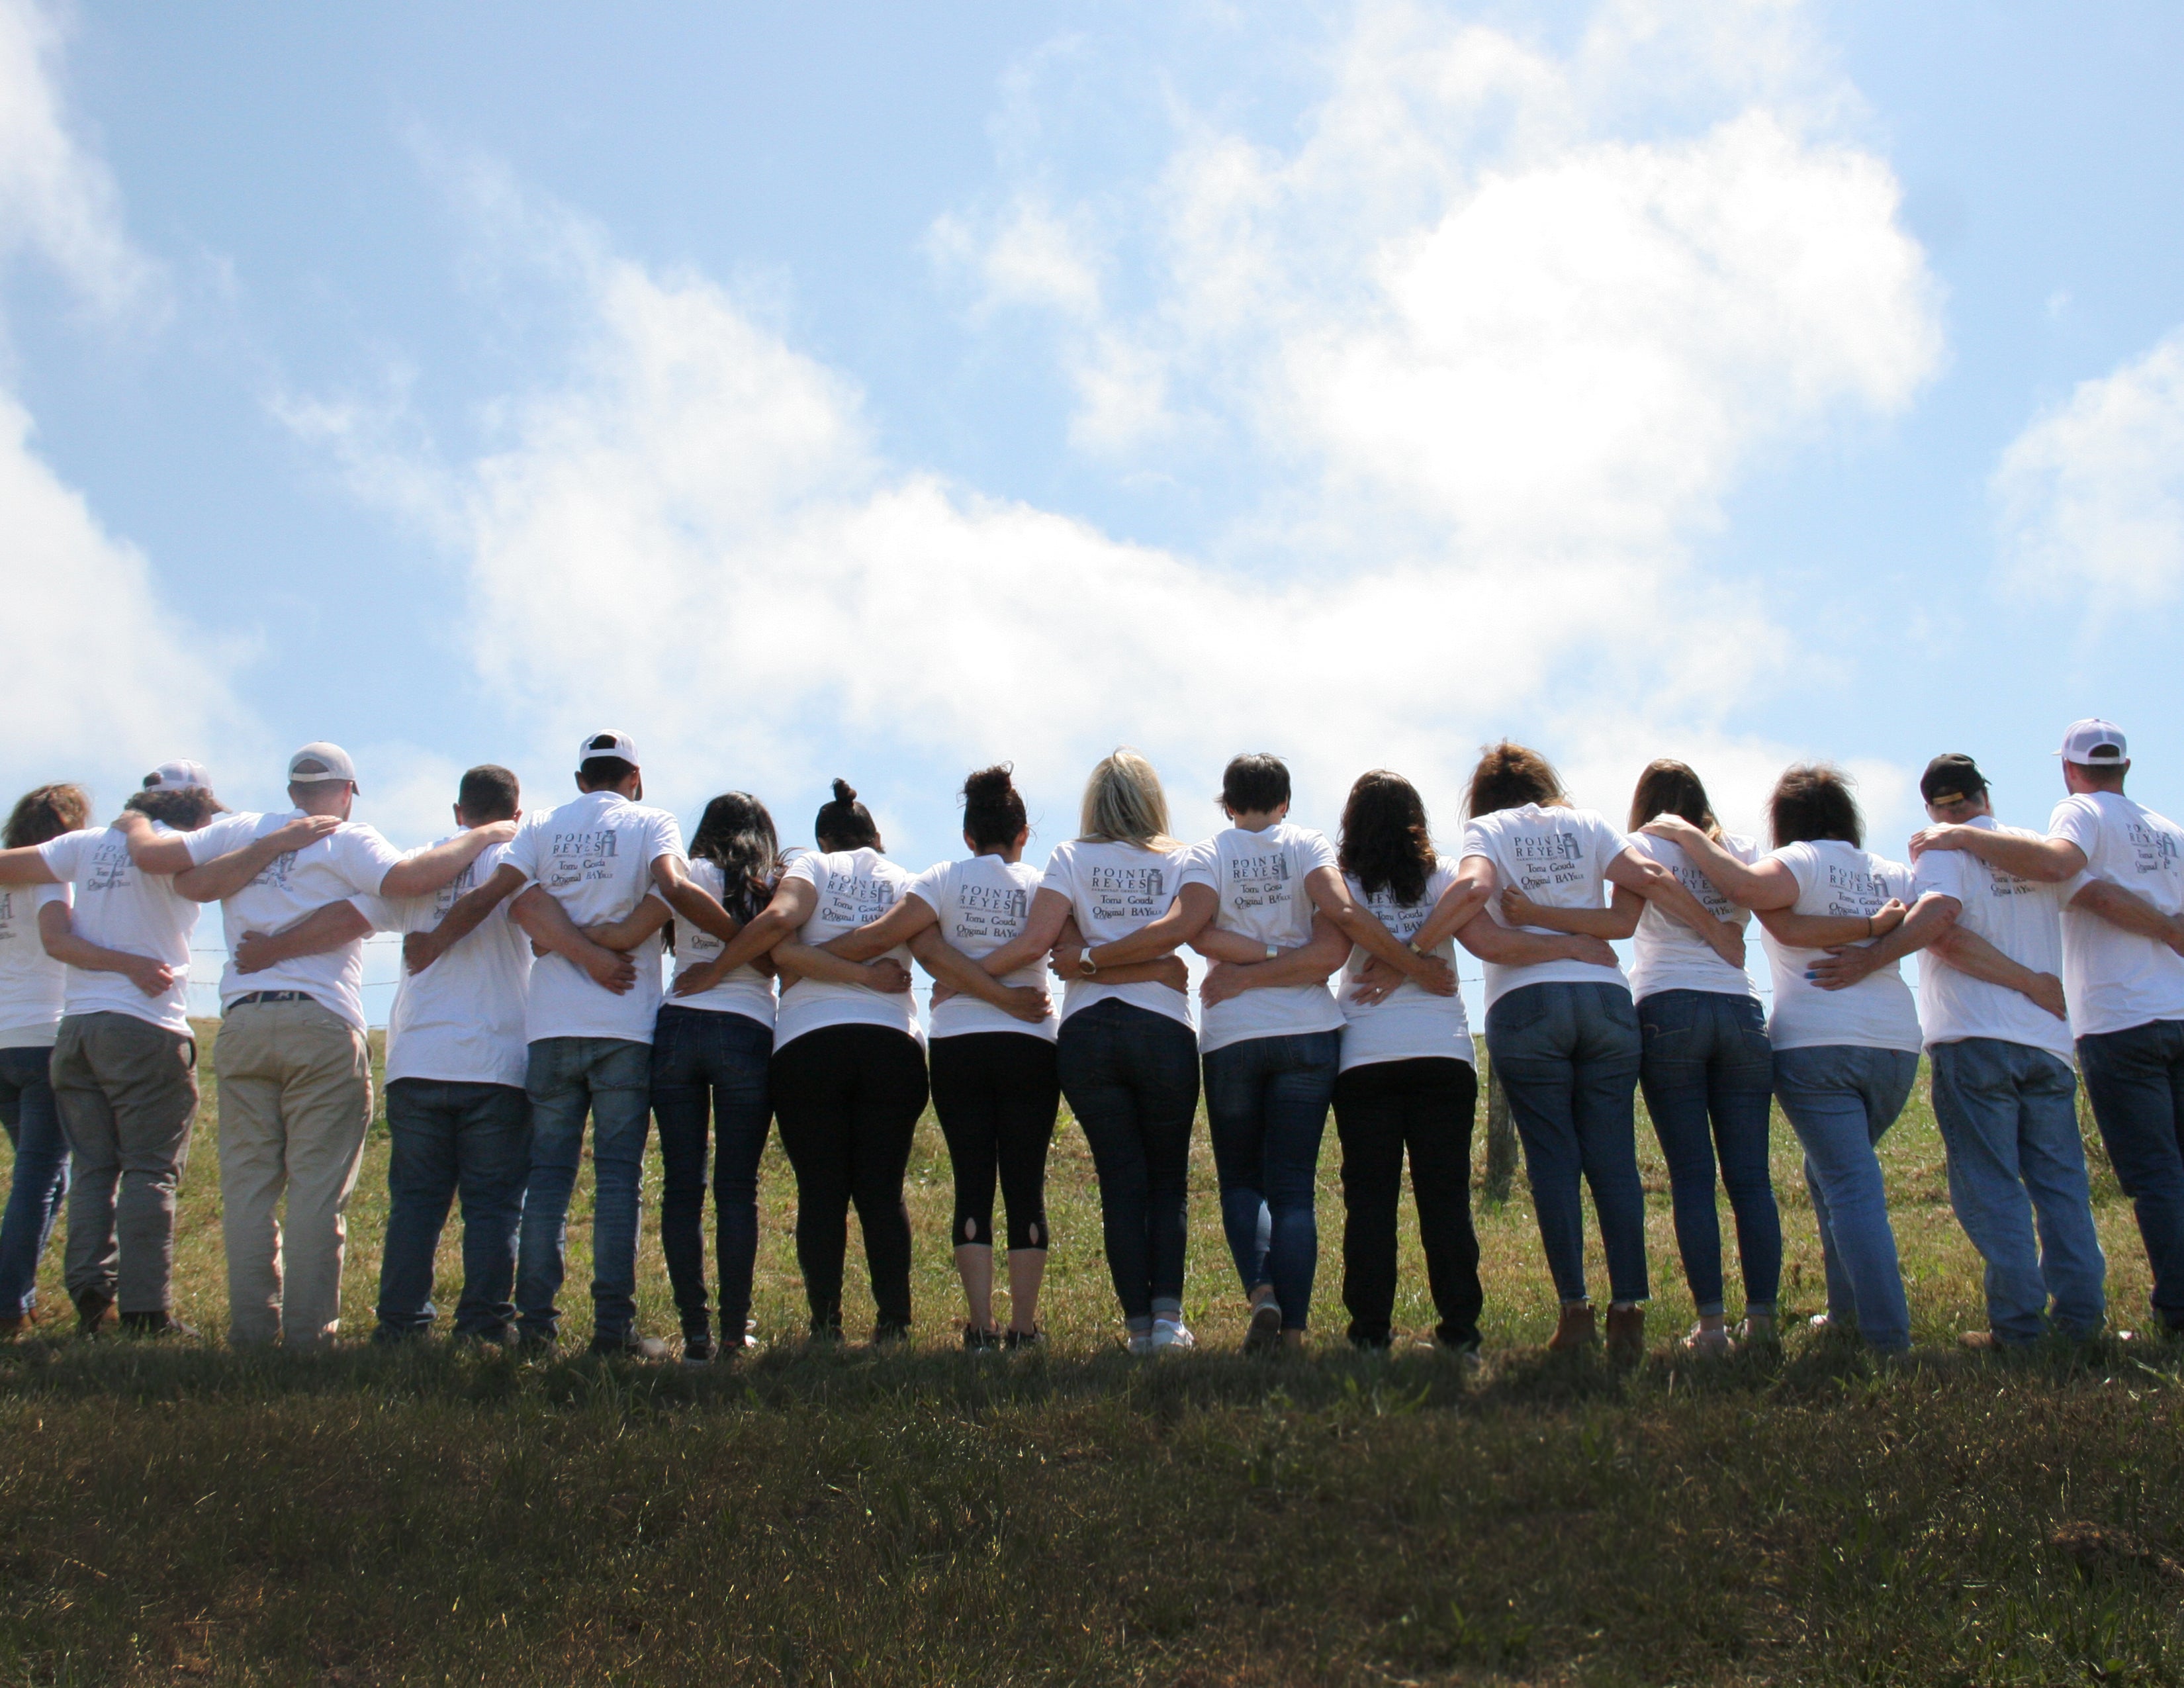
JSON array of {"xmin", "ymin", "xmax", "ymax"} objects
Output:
[
  {"xmin": 690, "ymin": 792, "xmax": 780, "ymax": 923},
  {"xmin": 123, "ymin": 786, "xmax": 220, "ymax": 831},
  {"xmin": 962, "ymin": 765, "xmax": 1027, "ymax": 852},
  {"xmin": 1338, "ymin": 770, "xmax": 1435, "ymax": 906},
  {"xmin": 1465, "ymin": 741, "xmax": 1566, "ymax": 819},
  {"xmin": 457, "ymin": 765, "xmax": 520, "ymax": 823},
  {"xmin": 1220, "ymin": 753, "xmax": 1290, "ymax": 816},
  {"xmin": 1769, "ymin": 763, "xmax": 1863, "ymax": 848},
  {"xmin": 815, "ymin": 778, "xmax": 881, "ymax": 853},
  {"xmin": 3, "ymin": 784, "xmax": 91, "ymax": 850},
  {"xmin": 1629, "ymin": 759, "xmax": 1720, "ymax": 840}
]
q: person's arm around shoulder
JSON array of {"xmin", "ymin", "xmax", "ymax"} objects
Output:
[
  {"xmin": 406, "ymin": 861, "xmax": 527, "ymax": 976},
  {"xmin": 509, "ymin": 884, "xmax": 639, "ymax": 995},
  {"xmin": 1605, "ymin": 846, "xmax": 1744, "ymax": 966},
  {"xmin": 667, "ymin": 876, "xmax": 816, "ymax": 999},
  {"xmin": 1302, "ymin": 864, "xmax": 1457, "ymax": 993},
  {"xmin": 1804, "ymin": 892, "xmax": 1959, "ymax": 991},
  {"xmin": 111, "ymin": 810, "xmax": 206, "ymax": 876},
  {"xmin": 233, "ymin": 901, "xmax": 376, "ymax": 974},
  {"xmin": 169, "ymin": 814, "xmax": 346, "ymax": 902},
  {"xmin": 1199, "ymin": 910, "xmax": 1352, "ymax": 1008},
  {"xmin": 377, "ymin": 820, "xmax": 519, "ymax": 900},
  {"xmin": 0, "ymin": 843, "xmax": 64, "ymax": 886},
  {"xmin": 2069, "ymin": 878, "xmax": 2184, "ymax": 955},
  {"xmin": 36, "ymin": 901, "xmax": 173, "ymax": 998},
  {"xmin": 649, "ymin": 851, "xmax": 744, "ymax": 945},
  {"xmin": 1909, "ymin": 818, "xmax": 2086, "ymax": 882},
  {"xmin": 827, "ymin": 889, "xmax": 939, "ymax": 962},
  {"xmin": 1925, "ymin": 921, "xmax": 2071, "ymax": 1020},
  {"xmin": 1639, "ymin": 817, "xmax": 1797, "ymax": 910}
]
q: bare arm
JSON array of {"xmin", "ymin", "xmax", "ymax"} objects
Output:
[
  {"xmin": 233, "ymin": 900, "xmax": 375, "ymax": 974},
  {"xmin": 510, "ymin": 884, "xmax": 639, "ymax": 995},
  {"xmin": 1302, "ymin": 865, "xmax": 1457, "ymax": 992},
  {"xmin": 1048, "ymin": 916, "xmax": 1189, "ymax": 992},
  {"xmin": 1090, "ymin": 881, "xmax": 1218, "ymax": 968},
  {"xmin": 772, "ymin": 941, "xmax": 911, "ymax": 995},
  {"xmin": 1909, "ymin": 823, "xmax": 2085, "ymax": 883},
  {"xmin": 1758, "ymin": 898, "xmax": 1909, "ymax": 951},
  {"xmin": 1803, "ymin": 893, "xmax": 1956, "ymax": 990},
  {"xmin": 666, "ymin": 878, "xmax": 815, "ymax": 998},
  {"xmin": 2070, "ymin": 878, "xmax": 2184, "ymax": 954},
  {"xmin": 649, "ymin": 853, "xmax": 745, "ymax": 945},
  {"xmin": 379, "ymin": 820, "xmax": 519, "ymax": 900},
  {"xmin": 1606, "ymin": 848, "xmax": 1746, "ymax": 966},
  {"xmin": 1455, "ymin": 910, "xmax": 1619, "ymax": 968},
  {"xmin": 36, "ymin": 902, "xmax": 173, "ymax": 999},
  {"xmin": 972, "ymin": 887, "xmax": 1073, "ymax": 977},
  {"xmin": 111, "ymin": 810, "xmax": 210, "ymax": 876},
  {"xmin": 1637, "ymin": 818, "xmax": 1798, "ymax": 910},
  {"xmin": 1926, "ymin": 923, "xmax": 2070, "ymax": 1021},
  {"xmin": 579, "ymin": 893, "xmax": 675, "ymax": 953},
  {"xmin": 169, "ymin": 815, "xmax": 345, "ymax": 902},
  {"xmin": 907, "ymin": 927, "xmax": 1050, "ymax": 1023},
  {"xmin": 1499, "ymin": 882, "xmax": 1643, "ymax": 940},
  {"xmin": 404, "ymin": 861, "xmax": 525, "ymax": 976},
  {"xmin": 1408, "ymin": 857, "xmax": 1494, "ymax": 953},
  {"xmin": 0, "ymin": 847, "xmax": 62, "ymax": 886},
  {"xmin": 1199, "ymin": 912, "xmax": 1351, "ymax": 1008},
  {"xmin": 827, "ymin": 893, "xmax": 940, "ymax": 962}
]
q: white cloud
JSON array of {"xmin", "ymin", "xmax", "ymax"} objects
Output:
[
  {"xmin": 304, "ymin": 0, "xmax": 1940, "ymax": 852},
  {"xmin": 1993, "ymin": 325, "xmax": 2184, "ymax": 612},
  {"xmin": 0, "ymin": 0, "xmax": 249, "ymax": 812}
]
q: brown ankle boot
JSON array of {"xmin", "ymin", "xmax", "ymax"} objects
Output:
[
  {"xmin": 1606, "ymin": 1303, "xmax": 1646, "ymax": 1366},
  {"xmin": 1548, "ymin": 1302, "xmax": 1597, "ymax": 1352}
]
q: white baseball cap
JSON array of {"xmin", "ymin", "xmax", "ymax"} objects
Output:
[
  {"xmin": 576, "ymin": 729, "xmax": 640, "ymax": 766},
  {"xmin": 2057, "ymin": 718, "xmax": 2129, "ymax": 767},
  {"xmin": 287, "ymin": 741, "xmax": 361, "ymax": 791},
  {"xmin": 141, "ymin": 760, "xmax": 230, "ymax": 809}
]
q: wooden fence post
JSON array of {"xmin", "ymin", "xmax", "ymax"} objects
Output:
[{"xmin": 1482, "ymin": 1055, "xmax": 1517, "ymax": 1207}]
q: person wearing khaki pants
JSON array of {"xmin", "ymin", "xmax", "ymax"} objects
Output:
[
  {"xmin": 124, "ymin": 741, "xmax": 514, "ymax": 1348},
  {"xmin": 211, "ymin": 994, "xmax": 373, "ymax": 1346}
]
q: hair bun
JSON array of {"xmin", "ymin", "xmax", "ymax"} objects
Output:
[
  {"xmin": 963, "ymin": 764, "xmax": 1015, "ymax": 801},
  {"xmin": 831, "ymin": 778, "xmax": 857, "ymax": 804}
]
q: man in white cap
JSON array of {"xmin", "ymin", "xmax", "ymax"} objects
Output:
[
  {"xmin": 1911, "ymin": 718, "xmax": 2184, "ymax": 1338},
  {"xmin": 121, "ymin": 743, "xmax": 514, "ymax": 1348},
  {"xmin": 459, "ymin": 731, "xmax": 736, "ymax": 1359},
  {"xmin": 0, "ymin": 763, "xmax": 329, "ymax": 1335}
]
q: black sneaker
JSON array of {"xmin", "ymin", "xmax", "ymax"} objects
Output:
[
  {"xmin": 73, "ymin": 1288, "xmax": 114, "ymax": 1338},
  {"xmin": 681, "ymin": 1334, "xmax": 717, "ymax": 1367},
  {"xmin": 1244, "ymin": 1300, "xmax": 1283, "ymax": 1355},
  {"xmin": 872, "ymin": 1323, "xmax": 911, "ymax": 1350},
  {"xmin": 119, "ymin": 1311, "xmax": 198, "ymax": 1340},
  {"xmin": 1003, "ymin": 1328, "xmax": 1044, "ymax": 1352},
  {"xmin": 588, "ymin": 1333, "xmax": 668, "ymax": 1361},
  {"xmin": 963, "ymin": 1326, "xmax": 1001, "ymax": 1352}
]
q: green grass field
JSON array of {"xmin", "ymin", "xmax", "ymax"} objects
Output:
[{"xmin": 2, "ymin": 1020, "xmax": 2181, "ymax": 1684}]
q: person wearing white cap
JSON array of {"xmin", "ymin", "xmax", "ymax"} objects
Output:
[
  {"xmin": 120, "ymin": 743, "xmax": 514, "ymax": 1348},
  {"xmin": 1911, "ymin": 718, "xmax": 2184, "ymax": 1337},
  {"xmin": 0, "ymin": 761, "xmax": 321, "ymax": 1336},
  {"xmin": 456, "ymin": 731, "xmax": 737, "ymax": 1360}
]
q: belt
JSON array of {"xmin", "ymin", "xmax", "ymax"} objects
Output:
[{"xmin": 229, "ymin": 990, "xmax": 316, "ymax": 1008}]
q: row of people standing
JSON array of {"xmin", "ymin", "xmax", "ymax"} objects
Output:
[{"xmin": 1, "ymin": 719, "xmax": 2180, "ymax": 1359}]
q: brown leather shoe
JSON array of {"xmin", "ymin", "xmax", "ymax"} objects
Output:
[
  {"xmin": 1548, "ymin": 1302, "xmax": 1597, "ymax": 1352},
  {"xmin": 1606, "ymin": 1303, "xmax": 1646, "ymax": 1366}
]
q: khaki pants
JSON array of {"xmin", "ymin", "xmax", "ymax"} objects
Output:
[
  {"xmin": 50, "ymin": 1012, "xmax": 201, "ymax": 1315},
  {"xmin": 214, "ymin": 997, "xmax": 372, "ymax": 1348}
]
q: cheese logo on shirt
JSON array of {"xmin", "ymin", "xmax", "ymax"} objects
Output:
[
  {"xmin": 819, "ymin": 872, "xmax": 896, "ymax": 928},
  {"xmin": 947, "ymin": 881, "xmax": 1028, "ymax": 946},
  {"xmin": 541, "ymin": 829, "xmax": 622, "ymax": 888},
  {"xmin": 83, "ymin": 837, "xmax": 134, "ymax": 896},
  {"xmin": 1223, "ymin": 851, "xmax": 1295, "ymax": 915},
  {"xmin": 251, "ymin": 852, "xmax": 299, "ymax": 892},
  {"xmin": 2124, "ymin": 821, "xmax": 2182, "ymax": 877},
  {"xmin": 1819, "ymin": 861, "xmax": 1889, "ymax": 918},
  {"xmin": 431, "ymin": 858, "xmax": 480, "ymax": 919},
  {"xmin": 1085, "ymin": 863, "xmax": 1167, "ymax": 924}
]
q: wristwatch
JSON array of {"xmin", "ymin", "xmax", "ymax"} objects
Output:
[
  {"xmin": 1404, "ymin": 939, "xmax": 1426, "ymax": 957},
  {"xmin": 1263, "ymin": 943, "xmax": 1279, "ymax": 961},
  {"xmin": 1077, "ymin": 951, "xmax": 1099, "ymax": 978}
]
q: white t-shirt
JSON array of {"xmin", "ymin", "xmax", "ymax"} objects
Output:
[
  {"xmin": 1459, "ymin": 805, "xmax": 1631, "ymax": 1011},
  {"xmin": 1337, "ymin": 863, "xmax": 1475, "ymax": 1073},
  {"xmin": 1191, "ymin": 822, "xmax": 1343, "ymax": 1054},
  {"xmin": 773, "ymin": 848, "xmax": 921, "ymax": 1051},
  {"xmin": 2048, "ymin": 791, "xmax": 2184, "ymax": 1038},
  {"xmin": 504, "ymin": 791, "xmax": 687, "ymax": 1045},
  {"xmin": 667, "ymin": 858, "xmax": 776, "ymax": 1029},
  {"xmin": 1625, "ymin": 831, "xmax": 1757, "ymax": 1002},
  {"xmin": 1039, "ymin": 838, "xmax": 1200, "ymax": 1030},
  {"xmin": 35, "ymin": 825, "xmax": 200, "ymax": 1034},
  {"xmin": 357, "ymin": 837, "xmax": 532, "ymax": 1088},
  {"xmin": 1910, "ymin": 817, "xmax": 2072, "ymax": 1060},
  {"xmin": 908, "ymin": 855, "xmax": 1056, "ymax": 1043},
  {"xmin": 1760, "ymin": 840, "xmax": 1921, "ymax": 1053},
  {"xmin": 185, "ymin": 810, "xmax": 407, "ymax": 1033},
  {"xmin": 0, "ymin": 880, "xmax": 71, "ymax": 1048}
]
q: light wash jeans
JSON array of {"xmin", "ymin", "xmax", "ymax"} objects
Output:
[
  {"xmin": 1771, "ymin": 1043, "xmax": 1919, "ymax": 1351},
  {"xmin": 1929, "ymin": 1037, "xmax": 2104, "ymax": 1342},
  {"xmin": 516, "ymin": 1037, "xmax": 653, "ymax": 1346}
]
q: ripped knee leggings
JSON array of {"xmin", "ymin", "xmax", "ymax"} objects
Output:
[{"xmin": 927, "ymin": 1032, "xmax": 1059, "ymax": 1252}]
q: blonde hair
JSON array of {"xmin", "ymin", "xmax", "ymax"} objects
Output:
[{"xmin": 1078, "ymin": 748, "xmax": 1177, "ymax": 851}]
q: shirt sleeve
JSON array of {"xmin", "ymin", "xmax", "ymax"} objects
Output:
[
  {"xmin": 1173, "ymin": 841, "xmax": 1216, "ymax": 893},
  {"xmin": 502, "ymin": 816, "xmax": 542, "ymax": 884},
  {"xmin": 34, "ymin": 829, "xmax": 87, "ymax": 882},
  {"xmin": 1588, "ymin": 811, "xmax": 1629, "ymax": 876},
  {"xmin": 1457, "ymin": 820, "xmax": 1492, "ymax": 863},
  {"xmin": 2048, "ymin": 796, "xmax": 2100, "ymax": 860},
  {"xmin": 647, "ymin": 808, "xmax": 688, "ymax": 869},
  {"xmin": 907, "ymin": 861, "xmax": 949, "ymax": 915},
  {"xmin": 1910, "ymin": 848, "xmax": 1964, "ymax": 906},
  {"xmin": 1770, "ymin": 842, "xmax": 1817, "ymax": 904},
  {"xmin": 31, "ymin": 880, "xmax": 69, "ymax": 910},
  {"xmin": 349, "ymin": 892, "xmax": 406, "ymax": 934},
  {"xmin": 1038, "ymin": 844, "xmax": 1075, "ymax": 904},
  {"xmin": 1298, "ymin": 829, "xmax": 1339, "ymax": 876},
  {"xmin": 184, "ymin": 812, "xmax": 260, "ymax": 867},
  {"xmin": 330, "ymin": 824, "xmax": 408, "ymax": 897},
  {"xmin": 780, "ymin": 853, "xmax": 821, "ymax": 890}
]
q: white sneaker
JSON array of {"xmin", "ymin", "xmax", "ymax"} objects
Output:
[
  {"xmin": 1126, "ymin": 1327, "xmax": 1154, "ymax": 1356},
  {"xmin": 1151, "ymin": 1317, "xmax": 1195, "ymax": 1352}
]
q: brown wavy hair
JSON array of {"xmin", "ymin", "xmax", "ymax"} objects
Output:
[
  {"xmin": 3, "ymin": 784, "xmax": 91, "ymax": 850},
  {"xmin": 1338, "ymin": 771, "xmax": 1435, "ymax": 906},
  {"xmin": 1465, "ymin": 741, "xmax": 1566, "ymax": 820},
  {"xmin": 1628, "ymin": 759, "xmax": 1721, "ymax": 840},
  {"xmin": 1769, "ymin": 764, "xmax": 1862, "ymax": 848}
]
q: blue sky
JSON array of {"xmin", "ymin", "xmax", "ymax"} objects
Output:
[{"xmin": 4, "ymin": 1, "xmax": 2183, "ymax": 1021}]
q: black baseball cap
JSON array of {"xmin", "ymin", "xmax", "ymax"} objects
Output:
[{"xmin": 1920, "ymin": 753, "xmax": 1989, "ymax": 806}]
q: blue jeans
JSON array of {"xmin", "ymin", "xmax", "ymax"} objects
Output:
[
  {"xmin": 516, "ymin": 1037, "xmax": 653, "ymax": 1344},
  {"xmin": 1485, "ymin": 983, "xmax": 1648, "ymax": 1305},
  {"xmin": 1772, "ymin": 1044, "xmax": 1919, "ymax": 1351},
  {"xmin": 376, "ymin": 1078, "xmax": 531, "ymax": 1340},
  {"xmin": 2076, "ymin": 1017, "xmax": 2184, "ymax": 1331},
  {"xmin": 1637, "ymin": 990, "xmax": 1780, "ymax": 1317},
  {"xmin": 1202, "ymin": 1031, "xmax": 1338, "ymax": 1329},
  {"xmin": 1929, "ymin": 1038, "xmax": 2104, "ymax": 1342},
  {"xmin": 0, "ymin": 1045, "xmax": 68, "ymax": 1319},
  {"xmin": 1055, "ymin": 999, "xmax": 1199, "ymax": 1323},
  {"xmin": 650, "ymin": 1006, "xmax": 773, "ymax": 1342}
]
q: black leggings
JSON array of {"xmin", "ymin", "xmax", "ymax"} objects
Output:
[
  {"xmin": 770, "ymin": 1023, "xmax": 930, "ymax": 1335},
  {"xmin": 1332, "ymin": 1056, "xmax": 1482, "ymax": 1348},
  {"xmin": 927, "ymin": 1033, "xmax": 1059, "ymax": 1252}
]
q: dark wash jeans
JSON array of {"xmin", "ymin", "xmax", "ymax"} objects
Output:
[
  {"xmin": 1055, "ymin": 998, "xmax": 1199, "ymax": 1322},
  {"xmin": 650, "ymin": 1005, "xmax": 774, "ymax": 1343},
  {"xmin": 377, "ymin": 1077, "xmax": 530, "ymax": 1340},
  {"xmin": 1636, "ymin": 989, "xmax": 1780, "ymax": 1318},
  {"xmin": 1332, "ymin": 1056, "xmax": 1481, "ymax": 1348},
  {"xmin": 516, "ymin": 1037, "xmax": 653, "ymax": 1346},
  {"xmin": 2077, "ymin": 1017, "xmax": 2184, "ymax": 1331},
  {"xmin": 1484, "ymin": 982, "xmax": 1649, "ymax": 1305},
  {"xmin": 0, "ymin": 1045, "xmax": 68, "ymax": 1319},
  {"xmin": 1202, "ymin": 1030, "xmax": 1339, "ymax": 1329}
]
